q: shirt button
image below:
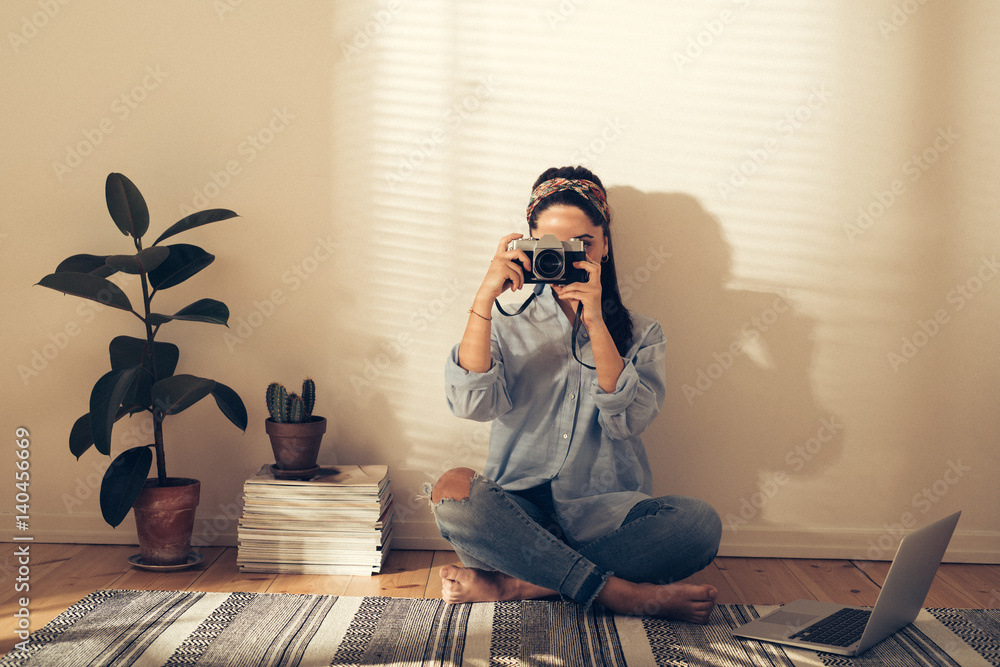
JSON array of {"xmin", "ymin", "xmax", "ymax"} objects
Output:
[
  {"xmin": 568, "ymin": 394, "xmax": 576, "ymax": 400},
  {"xmin": 562, "ymin": 433, "xmax": 569, "ymax": 439}
]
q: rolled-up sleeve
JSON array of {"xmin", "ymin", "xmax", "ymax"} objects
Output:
[
  {"xmin": 444, "ymin": 342, "xmax": 513, "ymax": 422},
  {"xmin": 592, "ymin": 323, "xmax": 666, "ymax": 440}
]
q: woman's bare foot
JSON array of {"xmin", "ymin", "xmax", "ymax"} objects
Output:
[
  {"xmin": 439, "ymin": 564, "xmax": 555, "ymax": 604},
  {"xmin": 597, "ymin": 578, "xmax": 718, "ymax": 624},
  {"xmin": 439, "ymin": 565, "xmax": 717, "ymax": 624}
]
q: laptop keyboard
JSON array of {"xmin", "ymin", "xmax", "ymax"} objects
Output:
[{"xmin": 789, "ymin": 607, "xmax": 871, "ymax": 647}]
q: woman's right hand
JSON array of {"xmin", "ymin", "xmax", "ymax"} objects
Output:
[
  {"xmin": 477, "ymin": 232, "xmax": 532, "ymax": 300},
  {"xmin": 461, "ymin": 233, "xmax": 530, "ymax": 372}
]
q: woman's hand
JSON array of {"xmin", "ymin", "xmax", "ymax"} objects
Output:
[
  {"xmin": 553, "ymin": 259, "xmax": 603, "ymax": 328},
  {"xmin": 477, "ymin": 233, "xmax": 532, "ymax": 301},
  {"xmin": 556, "ymin": 259, "xmax": 624, "ymax": 392},
  {"xmin": 460, "ymin": 233, "xmax": 530, "ymax": 373}
]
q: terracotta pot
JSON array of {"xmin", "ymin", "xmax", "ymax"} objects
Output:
[
  {"xmin": 265, "ymin": 417, "xmax": 326, "ymax": 470},
  {"xmin": 132, "ymin": 478, "xmax": 200, "ymax": 566}
]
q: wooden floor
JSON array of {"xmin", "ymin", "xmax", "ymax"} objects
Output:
[{"xmin": 2, "ymin": 543, "xmax": 998, "ymax": 655}]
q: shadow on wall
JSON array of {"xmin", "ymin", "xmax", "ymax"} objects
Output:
[{"xmin": 608, "ymin": 186, "xmax": 845, "ymax": 531}]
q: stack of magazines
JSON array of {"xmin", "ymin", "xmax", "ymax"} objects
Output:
[{"xmin": 237, "ymin": 464, "xmax": 393, "ymax": 575}]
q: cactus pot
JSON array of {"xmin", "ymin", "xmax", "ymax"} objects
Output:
[
  {"xmin": 265, "ymin": 416, "xmax": 326, "ymax": 471},
  {"xmin": 132, "ymin": 478, "xmax": 200, "ymax": 566}
]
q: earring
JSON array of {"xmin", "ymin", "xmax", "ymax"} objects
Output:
[{"xmin": 601, "ymin": 254, "xmax": 609, "ymax": 263}]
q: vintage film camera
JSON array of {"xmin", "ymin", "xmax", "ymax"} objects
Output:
[{"xmin": 508, "ymin": 234, "xmax": 589, "ymax": 284}]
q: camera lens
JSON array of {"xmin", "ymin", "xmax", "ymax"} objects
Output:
[{"xmin": 533, "ymin": 249, "xmax": 564, "ymax": 280}]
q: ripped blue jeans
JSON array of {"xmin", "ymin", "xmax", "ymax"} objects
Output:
[{"xmin": 428, "ymin": 474, "xmax": 722, "ymax": 608}]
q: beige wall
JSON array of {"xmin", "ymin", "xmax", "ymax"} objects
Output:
[{"xmin": 2, "ymin": 1, "xmax": 997, "ymax": 562}]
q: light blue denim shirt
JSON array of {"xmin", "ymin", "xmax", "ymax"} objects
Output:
[{"xmin": 445, "ymin": 286, "xmax": 667, "ymax": 547}]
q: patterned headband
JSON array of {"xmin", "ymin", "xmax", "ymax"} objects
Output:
[{"xmin": 526, "ymin": 178, "xmax": 610, "ymax": 225}]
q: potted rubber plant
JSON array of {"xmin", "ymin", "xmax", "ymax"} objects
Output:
[
  {"xmin": 265, "ymin": 378, "xmax": 326, "ymax": 478},
  {"xmin": 37, "ymin": 172, "xmax": 248, "ymax": 567}
]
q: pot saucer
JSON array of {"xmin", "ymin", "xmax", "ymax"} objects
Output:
[
  {"xmin": 269, "ymin": 464, "xmax": 321, "ymax": 480},
  {"xmin": 128, "ymin": 552, "xmax": 204, "ymax": 572}
]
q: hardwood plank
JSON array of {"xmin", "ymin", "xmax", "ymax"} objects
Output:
[
  {"xmin": 0, "ymin": 544, "xmax": 86, "ymax": 607},
  {"xmin": 0, "ymin": 545, "xmax": 134, "ymax": 655},
  {"xmin": 107, "ymin": 547, "xmax": 227, "ymax": 592},
  {"xmin": 188, "ymin": 547, "xmax": 276, "ymax": 593},
  {"xmin": 678, "ymin": 560, "xmax": 741, "ymax": 605},
  {"xmin": 852, "ymin": 560, "xmax": 980, "ymax": 608},
  {"xmin": 714, "ymin": 557, "xmax": 815, "ymax": 605},
  {"xmin": 933, "ymin": 564, "xmax": 1000, "ymax": 608},
  {"xmin": 781, "ymin": 559, "xmax": 881, "ymax": 606},
  {"xmin": 24, "ymin": 545, "xmax": 134, "ymax": 607},
  {"xmin": 266, "ymin": 571, "xmax": 353, "ymax": 596},
  {"xmin": 424, "ymin": 550, "xmax": 462, "ymax": 599},
  {"xmin": 0, "ymin": 544, "xmax": 16, "ymax": 584},
  {"xmin": 344, "ymin": 550, "xmax": 433, "ymax": 598}
]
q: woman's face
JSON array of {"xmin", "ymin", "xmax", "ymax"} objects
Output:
[{"xmin": 532, "ymin": 204, "xmax": 608, "ymax": 265}]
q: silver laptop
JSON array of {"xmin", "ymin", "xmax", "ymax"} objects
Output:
[{"xmin": 731, "ymin": 510, "xmax": 960, "ymax": 657}]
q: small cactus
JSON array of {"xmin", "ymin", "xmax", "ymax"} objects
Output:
[
  {"xmin": 266, "ymin": 379, "xmax": 316, "ymax": 423},
  {"xmin": 266, "ymin": 382, "xmax": 289, "ymax": 423},
  {"xmin": 288, "ymin": 393, "xmax": 305, "ymax": 422},
  {"xmin": 301, "ymin": 378, "xmax": 315, "ymax": 417}
]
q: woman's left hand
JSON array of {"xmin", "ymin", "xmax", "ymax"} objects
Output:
[{"xmin": 553, "ymin": 259, "xmax": 603, "ymax": 328}]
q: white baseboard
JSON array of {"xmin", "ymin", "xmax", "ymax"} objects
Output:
[
  {"xmin": 718, "ymin": 525, "xmax": 1000, "ymax": 563},
  {"xmin": 13, "ymin": 514, "xmax": 998, "ymax": 564}
]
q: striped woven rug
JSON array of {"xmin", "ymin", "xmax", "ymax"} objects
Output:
[{"xmin": 1, "ymin": 589, "xmax": 996, "ymax": 666}]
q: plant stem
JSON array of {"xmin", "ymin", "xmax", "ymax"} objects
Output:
[
  {"xmin": 138, "ymin": 257, "xmax": 167, "ymax": 485},
  {"xmin": 153, "ymin": 412, "xmax": 166, "ymax": 484}
]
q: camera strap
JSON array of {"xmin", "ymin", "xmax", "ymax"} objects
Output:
[
  {"xmin": 493, "ymin": 283, "xmax": 544, "ymax": 318},
  {"xmin": 494, "ymin": 285, "xmax": 595, "ymax": 370},
  {"xmin": 569, "ymin": 302, "xmax": 596, "ymax": 370}
]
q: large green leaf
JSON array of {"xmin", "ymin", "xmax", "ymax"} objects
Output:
[
  {"xmin": 152, "ymin": 208, "xmax": 238, "ymax": 246},
  {"xmin": 148, "ymin": 244, "xmax": 214, "ymax": 290},
  {"xmin": 69, "ymin": 414, "xmax": 95, "ymax": 459},
  {"xmin": 105, "ymin": 173, "xmax": 149, "ymax": 239},
  {"xmin": 37, "ymin": 272, "xmax": 133, "ymax": 312},
  {"xmin": 56, "ymin": 254, "xmax": 117, "ymax": 278},
  {"xmin": 211, "ymin": 381, "xmax": 248, "ymax": 431},
  {"xmin": 109, "ymin": 336, "xmax": 179, "ymax": 411},
  {"xmin": 150, "ymin": 299, "xmax": 230, "ymax": 327},
  {"xmin": 105, "ymin": 246, "xmax": 170, "ymax": 275},
  {"xmin": 89, "ymin": 367, "xmax": 141, "ymax": 455},
  {"xmin": 100, "ymin": 446, "xmax": 152, "ymax": 527},
  {"xmin": 109, "ymin": 336, "xmax": 179, "ymax": 374},
  {"xmin": 152, "ymin": 374, "xmax": 216, "ymax": 415}
]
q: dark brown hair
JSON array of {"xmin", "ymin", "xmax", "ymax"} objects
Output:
[{"xmin": 528, "ymin": 166, "xmax": 634, "ymax": 356}]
